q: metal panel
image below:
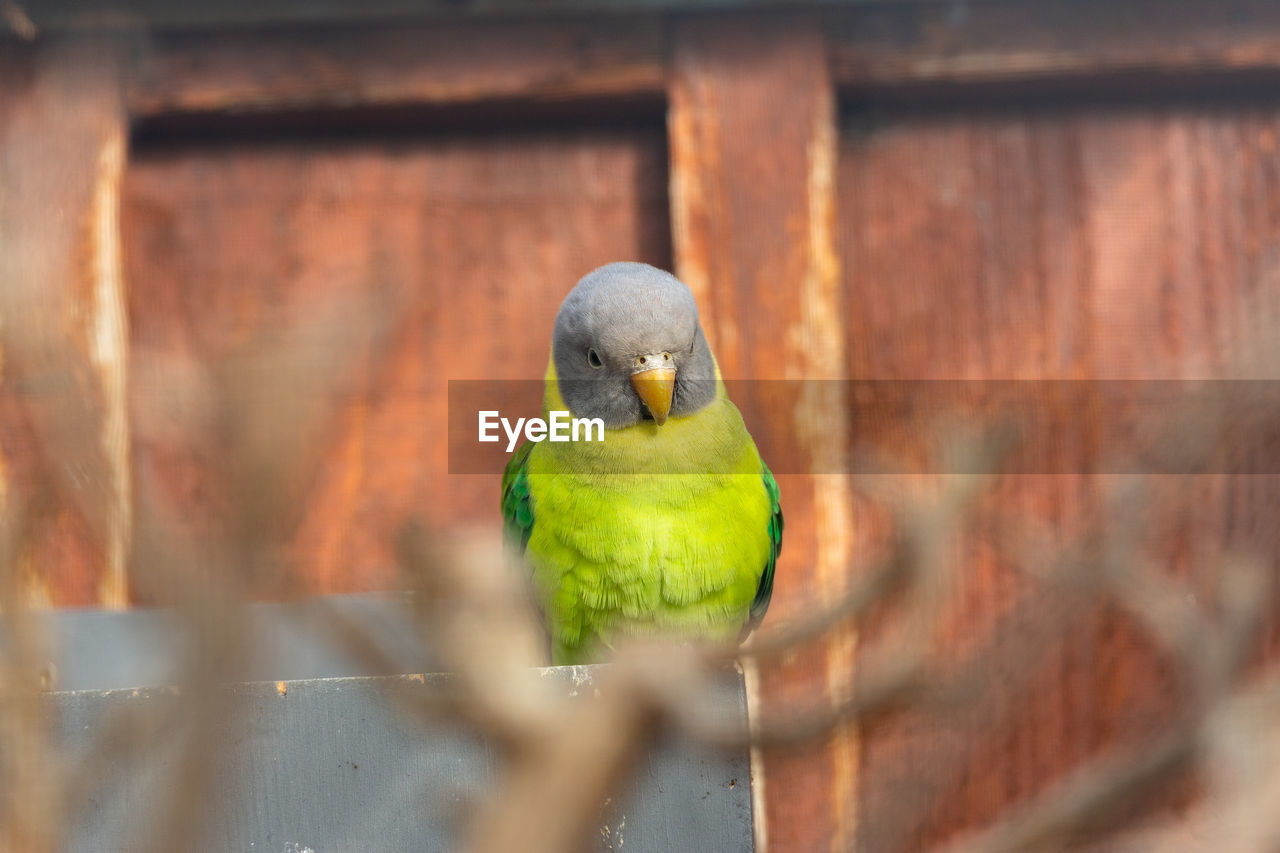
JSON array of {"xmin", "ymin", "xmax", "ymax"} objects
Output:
[{"xmin": 54, "ymin": 665, "xmax": 753, "ymax": 851}]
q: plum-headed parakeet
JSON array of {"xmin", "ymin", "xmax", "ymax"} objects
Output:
[{"xmin": 501, "ymin": 262, "xmax": 782, "ymax": 664}]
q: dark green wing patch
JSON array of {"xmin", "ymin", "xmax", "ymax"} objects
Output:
[
  {"xmin": 748, "ymin": 463, "xmax": 783, "ymax": 632},
  {"xmin": 500, "ymin": 441, "xmax": 535, "ymax": 552}
]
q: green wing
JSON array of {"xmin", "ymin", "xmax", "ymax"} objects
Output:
[
  {"xmin": 500, "ymin": 441, "xmax": 535, "ymax": 552},
  {"xmin": 747, "ymin": 463, "xmax": 783, "ymax": 632}
]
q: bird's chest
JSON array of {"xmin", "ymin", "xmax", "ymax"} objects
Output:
[{"xmin": 524, "ymin": 472, "xmax": 769, "ymax": 617}]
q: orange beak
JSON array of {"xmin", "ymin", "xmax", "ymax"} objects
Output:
[{"xmin": 630, "ymin": 367, "xmax": 675, "ymax": 425}]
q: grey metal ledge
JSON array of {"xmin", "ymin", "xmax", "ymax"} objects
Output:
[{"xmin": 41, "ymin": 598, "xmax": 754, "ymax": 852}]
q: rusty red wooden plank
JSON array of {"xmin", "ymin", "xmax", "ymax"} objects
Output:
[
  {"xmin": 840, "ymin": 100, "xmax": 1280, "ymax": 849},
  {"xmin": 669, "ymin": 15, "xmax": 857, "ymax": 852},
  {"xmin": 0, "ymin": 38, "xmax": 130, "ymax": 607},
  {"xmin": 122, "ymin": 124, "xmax": 671, "ymax": 598}
]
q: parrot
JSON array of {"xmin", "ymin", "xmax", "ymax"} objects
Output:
[{"xmin": 500, "ymin": 262, "xmax": 782, "ymax": 665}]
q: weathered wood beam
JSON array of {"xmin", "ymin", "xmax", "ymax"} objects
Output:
[
  {"xmin": 11, "ymin": 0, "xmax": 842, "ymax": 34},
  {"xmin": 830, "ymin": 0, "xmax": 1280, "ymax": 89},
  {"xmin": 0, "ymin": 36, "xmax": 132, "ymax": 607},
  {"xmin": 125, "ymin": 19, "xmax": 665, "ymax": 118},
  {"xmin": 668, "ymin": 14, "xmax": 855, "ymax": 852}
]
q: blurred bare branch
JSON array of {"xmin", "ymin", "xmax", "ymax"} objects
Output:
[{"xmin": 0, "ymin": 1, "xmax": 35, "ymax": 40}]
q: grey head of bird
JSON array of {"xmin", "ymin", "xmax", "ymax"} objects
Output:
[{"xmin": 552, "ymin": 262, "xmax": 718, "ymax": 428}]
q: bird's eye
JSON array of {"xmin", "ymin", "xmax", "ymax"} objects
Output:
[{"xmin": 587, "ymin": 348, "xmax": 603, "ymax": 369}]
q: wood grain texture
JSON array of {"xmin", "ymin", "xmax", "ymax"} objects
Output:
[
  {"xmin": 11, "ymin": 8, "xmax": 1280, "ymax": 847},
  {"xmin": 830, "ymin": 0, "xmax": 1280, "ymax": 88},
  {"xmin": 122, "ymin": 123, "xmax": 671, "ymax": 598},
  {"xmin": 840, "ymin": 101, "xmax": 1280, "ymax": 849},
  {"xmin": 670, "ymin": 16, "xmax": 857, "ymax": 852},
  {"xmin": 0, "ymin": 37, "xmax": 130, "ymax": 607},
  {"xmin": 126, "ymin": 19, "xmax": 664, "ymax": 118},
  {"xmin": 19, "ymin": 0, "xmax": 846, "ymax": 32}
]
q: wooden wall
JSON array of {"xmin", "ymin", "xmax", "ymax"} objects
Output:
[
  {"xmin": 5, "ymin": 1, "xmax": 1280, "ymax": 849},
  {"xmin": 124, "ymin": 121, "xmax": 671, "ymax": 595}
]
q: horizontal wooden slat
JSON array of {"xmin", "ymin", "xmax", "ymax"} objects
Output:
[
  {"xmin": 830, "ymin": 0, "xmax": 1280, "ymax": 89},
  {"xmin": 125, "ymin": 19, "xmax": 664, "ymax": 117},
  {"xmin": 17, "ymin": 0, "xmax": 857, "ymax": 33}
]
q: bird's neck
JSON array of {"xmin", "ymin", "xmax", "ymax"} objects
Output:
[{"xmin": 538, "ymin": 358, "xmax": 757, "ymax": 477}]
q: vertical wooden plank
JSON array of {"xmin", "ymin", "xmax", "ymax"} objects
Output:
[
  {"xmin": 0, "ymin": 42, "xmax": 31, "ymax": 560},
  {"xmin": 669, "ymin": 16, "xmax": 855, "ymax": 852},
  {"xmin": 0, "ymin": 37, "xmax": 131, "ymax": 607},
  {"xmin": 838, "ymin": 108, "xmax": 1116, "ymax": 851},
  {"xmin": 839, "ymin": 101, "xmax": 1280, "ymax": 848}
]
